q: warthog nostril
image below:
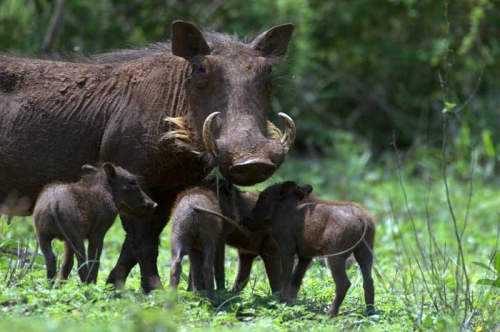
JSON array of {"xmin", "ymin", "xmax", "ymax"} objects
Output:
[{"xmin": 229, "ymin": 159, "xmax": 277, "ymax": 186}]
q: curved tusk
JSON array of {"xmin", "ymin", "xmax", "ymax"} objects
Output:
[
  {"xmin": 278, "ymin": 112, "xmax": 296, "ymax": 153},
  {"xmin": 202, "ymin": 112, "xmax": 220, "ymax": 156}
]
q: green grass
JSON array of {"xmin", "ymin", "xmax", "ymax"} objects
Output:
[{"xmin": 1, "ymin": 144, "xmax": 500, "ymax": 331}]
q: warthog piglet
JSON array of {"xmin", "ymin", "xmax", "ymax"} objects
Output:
[
  {"xmin": 34, "ymin": 163, "xmax": 156, "ymax": 284},
  {"xmin": 243, "ymin": 181, "xmax": 376, "ymax": 316}
]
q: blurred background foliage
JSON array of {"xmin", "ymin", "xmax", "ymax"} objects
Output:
[{"xmin": 0, "ymin": 0, "xmax": 498, "ymax": 172}]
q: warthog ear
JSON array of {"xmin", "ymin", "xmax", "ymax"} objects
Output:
[
  {"xmin": 280, "ymin": 181, "xmax": 297, "ymax": 197},
  {"xmin": 171, "ymin": 20, "xmax": 210, "ymax": 60},
  {"xmin": 103, "ymin": 163, "xmax": 117, "ymax": 180},
  {"xmin": 81, "ymin": 164, "xmax": 98, "ymax": 173},
  {"xmin": 251, "ymin": 23, "xmax": 295, "ymax": 59}
]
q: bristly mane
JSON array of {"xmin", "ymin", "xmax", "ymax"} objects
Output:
[
  {"xmin": 78, "ymin": 165, "xmax": 108, "ymax": 187},
  {"xmin": 90, "ymin": 31, "xmax": 254, "ymax": 64},
  {"xmin": 0, "ymin": 31, "xmax": 248, "ymax": 64},
  {"xmin": 90, "ymin": 42, "xmax": 173, "ymax": 64}
]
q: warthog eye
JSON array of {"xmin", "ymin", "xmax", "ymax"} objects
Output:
[{"xmin": 190, "ymin": 63, "xmax": 209, "ymax": 89}]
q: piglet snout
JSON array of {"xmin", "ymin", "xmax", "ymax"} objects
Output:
[
  {"xmin": 140, "ymin": 198, "xmax": 158, "ymax": 213},
  {"xmin": 144, "ymin": 200, "xmax": 158, "ymax": 210}
]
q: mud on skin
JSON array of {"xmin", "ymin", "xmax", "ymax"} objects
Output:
[
  {"xmin": 0, "ymin": 21, "xmax": 296, "ymax": 292},
  {"xmin": 34, "ymin": 163, "xmax": 156, "ymax": 284},
  {"xmin": 243, "ymin": 181, "xmax": 376, "ymax": 317}
]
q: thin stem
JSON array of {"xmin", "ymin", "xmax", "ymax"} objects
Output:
[{"xmin": 441, "ymin": 114, "xmax": 472, "ymax": 324}]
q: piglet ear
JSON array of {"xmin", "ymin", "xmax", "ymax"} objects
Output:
[
  {"xmin": 251, "ymin": 23, "xmax": 295, "ymax": 59},
  {"xmin": 280, "ymin": 181, "xmax": 297, "ymax": 197},
  {"xmin": 81, "ymin": 164, "xmax": 98, "ymax": 173},
  {"xmin": 103, "ymin": 163, "xmax": 117, "ymax": 180},
  {"xmin": 171, "ymin": 20, "xmax": 210, "ymax": 60},
  {"xmin": 295, "ymin": 184, "xmax": 313, "ymax": 199},
  {"xmin": 305, "ymin": 185, "xmax": 313, "ymax": 196}
]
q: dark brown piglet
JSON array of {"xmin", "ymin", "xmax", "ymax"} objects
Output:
[
  {"xmin": 171, "ymin": 179, "xmax": 282, "ymax": 299},
  {"xmin": 169, "ymin": 186, "xmax": 225, "ymax": 302},
  {"xmin": 33, "ymin": 163, "xmax": 156, "ymax": 284},
  {"xmin": 210, "ymin": 180, "xmax": 283, "ymax": 294},
  {"xmin": 243, "ymin": 181, "xmax": 376, "ymax": 317}
]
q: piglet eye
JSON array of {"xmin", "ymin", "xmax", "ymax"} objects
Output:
[{"xmin": 194, "ymin": 63, "xmax": 206, "ymax": 74}]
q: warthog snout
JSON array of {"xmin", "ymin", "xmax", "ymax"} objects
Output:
[{"xmin": 202, "ymin": 112, "xmax": 296, "ymax": 186}]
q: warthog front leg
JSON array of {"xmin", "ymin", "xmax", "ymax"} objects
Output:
[
  {"xmin": 288, "ymin": 256, "xmax": 312, "ymax": 299},
  {"xmin": 279, "ymin": 251, "xmax": 295, "ymax": 301},
  {"xmin": 72, "ymin": 240, "xmax": 90, "ymax": 283},
  {"xmin": 214, "ymin": 239, "xmax": 226, "ymax": 291},
  {"xmin": 261, "ymin": 236, "xmax": 282, "ymax": 294},
  {"xmin": 86, "ymin": 235, "xmax": 105, "ymax": 283},
  {"xmin": 231, "ymin": 252, "xmax": 257, "ymax": 293},
  {"xmin": 108, "ymin": 193, "xmax": 172, "ymax": 292},
  {"xmin": 106, "ymin": 235, "xmax": 136, "ymax": 289}
]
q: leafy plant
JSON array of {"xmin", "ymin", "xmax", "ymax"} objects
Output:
[
  {"xmin": 473, "ymin": 253, "xmax": 500, "ymax": 288},
  {"xmin": 0, "ymin": 238, "xmax": 41, "ymax": 287}
]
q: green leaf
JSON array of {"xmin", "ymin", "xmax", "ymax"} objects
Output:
[
  {"xmin": 34, "ymin": 255, "xmax": 45, "ymax": 265},
  {"xmin": 482, "ymin": 130, "xmax": 495, "ymax": 158},
  {"xmin": 476, "ymin": 278, "xmax": 498, "ymax": 287},
  {"xmin": 0, "ymin": 240, "xmax": 21, "ymax": 250},
  {"xmin": 495, "ymin": 253, "xmax": 500, "ymax": 275},
  {"xmin": 472, "ymin": 261, "xmax": 496, "ymax": 273},
  {"xmin": 442, "ymin": 102, "xmax": 457, "ymax": 113}
]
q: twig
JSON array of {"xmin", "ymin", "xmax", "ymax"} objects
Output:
[
  {"xmin": 442, "ymin": 111, "xmax": 473, "ymax": 320},
  {"xmin": 42, "ymin": 0, "xmax": 66, "ymax": 54}
]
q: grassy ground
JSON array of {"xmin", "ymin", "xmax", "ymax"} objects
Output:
[{"xmin": 1, "ymin": 139, "xmax": 500, "ymax": 331}]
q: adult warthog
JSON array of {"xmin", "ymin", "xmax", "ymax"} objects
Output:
[{"xmin": 0, "ymin": 21, "xmax": 296, "ymax": 292}]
